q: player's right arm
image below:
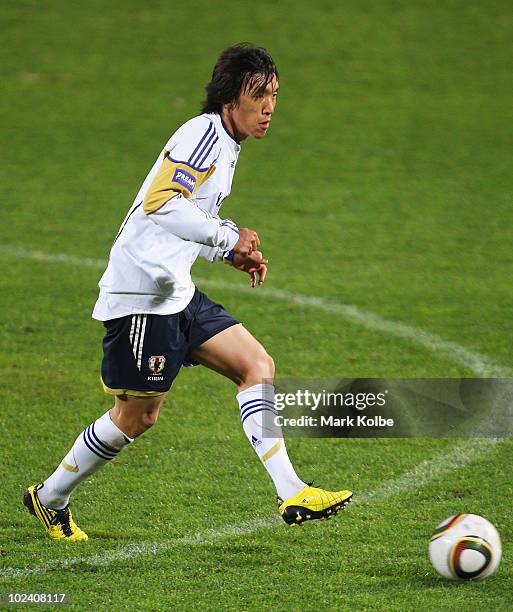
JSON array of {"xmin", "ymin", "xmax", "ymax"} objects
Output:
[
  {"xmin": 142, "ymin": 117, "xmax": 258, "ymax": 254},
  {"xmin": 197, "ymin": 229, "xmax": 259, "ymax": 261}
]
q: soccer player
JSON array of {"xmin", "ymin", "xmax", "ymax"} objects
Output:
[{"xmin": 24, "ymin": 44, "xmax": 352, "ymax": 541}]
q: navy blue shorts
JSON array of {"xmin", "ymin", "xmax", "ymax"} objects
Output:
[{"xmin": 100, "ymin": 289, "xmax": 239, "ymax": 395}]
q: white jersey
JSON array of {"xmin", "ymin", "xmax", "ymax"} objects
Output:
[{"xmin": 92, "ymin": 112, "xmax": 241, "ymax": 321}]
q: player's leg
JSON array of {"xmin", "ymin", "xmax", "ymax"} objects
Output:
[
  {"xmin": 38, "ymin": 394, "xmax": 165, "ymax": 508},
  {"xmin": 190, "ymin": 324, "xmax": 307, "ymax": 496},
  {"xmin": 190, "ymin": 323, "xmax": 352, "ymax": 525},
  {"xmin": 24, "ymin": 393, "xmax": 165, "ymax": 541},
  {"xmin": 24, "ymin": 312, "xmax": 179, "ymax": 540},
  {"xmin": 189, "ymin": 323, "xmax": 273, "ymax": 388}
]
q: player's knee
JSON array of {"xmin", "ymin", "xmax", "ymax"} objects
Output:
[
  {"xmin": 265, "ymin": 353, "xmax": 275, "ymax": 378},
  {"xmin": 139, "ymin": 408, "xmax": 159, "ymax": 431},
  {"xmin": 244, "ymin": 351, "xmax": 275, "ymax": 386},
  {"xmin": 113, "ymin": 394, "xmax": 164, "ymax": 438},
  {"xmin": 126, "ymin": 405, "xmax": 160, "ymax": 437},
  {"xmin": 137, "ymin": 396, "xmax": 164, "ymax": 432}
]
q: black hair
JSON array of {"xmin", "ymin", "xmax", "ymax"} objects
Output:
[{"xmin": 201, "ymin": 43, "xmax": 278, "ymax": 114}]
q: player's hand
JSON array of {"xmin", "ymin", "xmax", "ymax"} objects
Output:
[
  {"xmin": 232, "ymin": 250, "xmax": 268, "ymax": 288},
  {"xmin": 233, "ymin": 227, "xmax": 260, "ymax": 256}
]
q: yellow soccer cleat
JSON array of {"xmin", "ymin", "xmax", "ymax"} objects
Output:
[
  {"xmin": 277, "ymin": 485, "xmax": 353, "ymax": 526},
  {"xmin": 23, "ymin": 485, "xmax": 88, "ymax": 541}
]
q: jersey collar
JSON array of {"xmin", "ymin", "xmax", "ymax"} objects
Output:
[
  {"xmin": 220, "ymin": 117, "xmax": 240, "ymax": 145},
  {"xmin": 209, "ymin": 113, "xmax": 241, "ymax": 152}
]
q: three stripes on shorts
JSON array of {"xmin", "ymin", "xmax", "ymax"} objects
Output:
[{"xmin": 129, "ymin": 314, "xmax": 147, "ymax": 371}]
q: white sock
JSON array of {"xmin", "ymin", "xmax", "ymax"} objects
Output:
[
  {"xmin": 237, "ymin": 383, "xmax": 306, "ymax": 500},
  {"xmin": 38, "ymin": 410, "xmax": 133, "ymax": 509}
]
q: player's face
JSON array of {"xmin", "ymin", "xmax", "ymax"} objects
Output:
[{"xmin": 223, "ymin": 75, "xmax": 279, "ymax": 141}]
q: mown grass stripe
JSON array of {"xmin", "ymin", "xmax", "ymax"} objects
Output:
[{"xmin": 0, "ymin": 246, "xmax": 509, "ymax": 378}]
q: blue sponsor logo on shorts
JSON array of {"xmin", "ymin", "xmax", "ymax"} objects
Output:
[{"xmin": 172, "ymin": 168, "xmax": 196, "ymax": 192}]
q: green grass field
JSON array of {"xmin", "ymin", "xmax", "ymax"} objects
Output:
[{"xmin": 1, "ymin": 0, "xmax": 512, "ymax": 609}]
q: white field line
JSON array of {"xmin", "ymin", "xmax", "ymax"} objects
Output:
[
  {"xmin": 1, "ymin": 245, "xmax": 510, "ymax": 378},
  {"xmin": 0, "ymin": 438, "xmax": 500, "ymax": 579},
  {"xmin": 359, "ymin": 437, "xmax": 498, "ymax": 504},
  {"xmin": 0, "ymin": 245, "xmax": 507, "ymax": 579}
]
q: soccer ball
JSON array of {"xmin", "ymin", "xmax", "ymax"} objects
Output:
[{"xmin": 429, "ymin": 514, "xmax": 501, "ymax": 580}]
